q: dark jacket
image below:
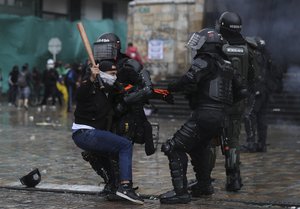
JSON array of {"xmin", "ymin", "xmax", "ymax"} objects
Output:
[
  {"xmin": 43, "ymin": 68, "xmax": 58, "ymax": 87},
  {"xmin": 74, "ymin": 78, "xmax": 112, "ymax": 130}
]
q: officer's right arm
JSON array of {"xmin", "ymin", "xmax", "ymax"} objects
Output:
[{"xmin": 168, "ymin": 57, "xmax": 209, "ymax": 92}]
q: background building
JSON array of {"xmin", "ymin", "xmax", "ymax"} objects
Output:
[
  {"xmin": 0, "ymin": 0, "xmax": 298, "ymax": 83},
  {"xmin": 0, "ymin": 0, "xmax": 130, "ymax": 21},
  {"xmin": 127, "ymin": 0, "xmax": 205, "ymax": 80},
  {"xmin": 0, "ymin": 0, "xmax": 130, "ymax": 92}
]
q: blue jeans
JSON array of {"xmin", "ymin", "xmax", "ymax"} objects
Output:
[{"xmin": 72, "ymin": 129, "xmax": 133, "ymax": 181}]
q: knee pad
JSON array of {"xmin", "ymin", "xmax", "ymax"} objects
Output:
[
  {"xmin": 162, "ymin": 118, "xmax": 198, "ymax": 154},
  {"xmin": 81, "ymin": 151, "xmax": 111, "ymax": 183},
  {"xmin": 161, "ymin": 139, "xmax": 176, "ymax": 155}
]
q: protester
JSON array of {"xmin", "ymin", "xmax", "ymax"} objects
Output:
[
  {"xmin": 8, "ymin": 65, "xmax": 19, "ymax": 107},
  {"xmin": 17, "ymin": 64, "xmax": 31, "ymax": 110},
  {"xmin": 40, "ymin": 59, "xmax": 60, "ymax": 106},
  {"xmin": 71, "ymin": 60, "xmax": 144, "ymax": 205},
  {"xmin": 31, "ymin": 67, "xmax": 42, "ymax": 105}
]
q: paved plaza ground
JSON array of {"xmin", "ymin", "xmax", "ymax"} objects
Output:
[{"xmin": 0, "ymin": 103, "xmax": 299, "ymax": 208}]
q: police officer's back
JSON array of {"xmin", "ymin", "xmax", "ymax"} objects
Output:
[{"xmin": 216, "ymin": 11, "xmax": 255, "ymax": 191}]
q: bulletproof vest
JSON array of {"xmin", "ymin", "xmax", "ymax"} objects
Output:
[
  {"xmin": 222, "ymin": 43, "xmax": 249, "ymax": 86},
  {"xmin": 207, "ymin": 59, "xmax": 234, "ymax": 105},
  {"xmin": 196, "ymin": 56, "xmax": 234, "ymax": 105}
]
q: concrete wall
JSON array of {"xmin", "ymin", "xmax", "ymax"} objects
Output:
[
  {"xmin": 43, "ymin": 0, "xmax": 68, "ymax": 14},
  {"xmin": 81, "ymin": 0, "xmax": 129, "ymax": 21},
  {"xmin": 127, "ymin": 0, "xmax": 205, "ymax": 80}
]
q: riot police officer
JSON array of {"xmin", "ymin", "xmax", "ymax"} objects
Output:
[
  {"xmin": 242, "ymin": 36, "xmax": 272, "ymax": 152},
  {"xmin": 216, "ymin": 11, "xmax": 255, "ymax": 191},
  {"xmin": 82, "ymin": 32, "xmax": 156, "ymax": 197},
  {"xmin": 159, "ymin": 28, "xmax": 246, "ymax": 204},
  {"xmin": 189, "ymin": 12, "xmax": 254, "ymax": 194}
]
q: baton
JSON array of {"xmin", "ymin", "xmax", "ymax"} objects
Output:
[{"xmin": 77, "ymin": 22, "xmax": 104, "ymax": 89}]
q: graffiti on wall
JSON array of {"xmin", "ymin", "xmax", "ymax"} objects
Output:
[{"xmin": 128, "ymin": 4, "xmax": 185, "ymax": 76}]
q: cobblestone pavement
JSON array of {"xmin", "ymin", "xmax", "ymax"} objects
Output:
[{"xmin": 0, "ymin": 103, "xmax": 299, "ymax": 209}]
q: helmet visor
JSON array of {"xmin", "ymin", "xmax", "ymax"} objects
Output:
[{"xmin": 93, "ymin": 42, "xmax": 118, "ymax": 61}]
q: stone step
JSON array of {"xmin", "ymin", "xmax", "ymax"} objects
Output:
[{"xmin": 150, "ymin": 73, "xmax": 300, "ymax": 123}]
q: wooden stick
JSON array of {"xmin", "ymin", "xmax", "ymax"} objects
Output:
[
  {"xmin": 76, "ymin": 22, "xmax": 96, "ymax": 66},
  {"xmin": 77, "ymin": 22, "xmax": 104, "ymax": 88}
]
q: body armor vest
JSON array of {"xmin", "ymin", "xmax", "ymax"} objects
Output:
[
  {"xmin": 207, "ymin": 60, "xmax": 234, "ymax": 105},
  {"xmin": 222, "ymin": 43, "xmax": 249, "ymax": 86},
  {"xmin": 195, "ymin": 56, "xmax": 234, "ymax": 106}
]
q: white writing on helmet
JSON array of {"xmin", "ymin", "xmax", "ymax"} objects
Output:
[
  {"xmin": 98, "ymin": 39, "xmax": 110, "ymax": 43},
  {"xmin": 229, "ymin": 25, "xmax": 242, "ymax": 29}
]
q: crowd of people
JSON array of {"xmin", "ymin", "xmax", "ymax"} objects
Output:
[
  {"xmin": 6, "ymin": 59, "xmax": 84, "ymax": 112},
  {"xmin": 3, "ymin": 42, "xmax": 145, "ymax": 113}
]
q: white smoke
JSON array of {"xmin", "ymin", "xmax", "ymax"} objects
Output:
[
  {"xmin": 204, "ymin": 0, "xmax": 300, "ymax": 67},
  {"xmin": 283, "ymin": 65, "xmax": 300, "ymax": 92}
]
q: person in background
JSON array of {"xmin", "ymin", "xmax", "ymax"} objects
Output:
[
  {"xmin": 8, "ymin": 65, "xmax": 19, "ymax": 107},
  {"xmin": 65, "ymin": 63, "xmax": 81, "ymax": 112},
  {"xmin": 125, "ymin": 42, "xmax": 143, "ymax": 64},
  {"xmin": 17, "ymin": 64, "xmax": 31, "ymax": 110},
  {"xmin": 242, "ymin": 36, "xmax": 276, "ymax": 152},
  {"xmin": 31, "ymin": 67, "xmax": 42, "ymax": 105},
  {"xmin": 40, "ymin": 59, "xmax": 60, "ymax": 106},
  {"xmin": 56, "ymin": 60, "xmax": 67, "ymax": 78}
]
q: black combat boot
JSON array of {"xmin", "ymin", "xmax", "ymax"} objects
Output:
[
  {"xmin": 190, "ymin": 179, "xmax": 214, "ymax": 197},
  {"xmin": 226, "ymin": 169, "xmax": 243, "ymax": 192},
  {"xmin": 160, "ymin": 178, "xmax": 191, "ymax": 204},
  {"xmin": 160, "ymin": 191, "xmax": 191, "ymax": 204}
]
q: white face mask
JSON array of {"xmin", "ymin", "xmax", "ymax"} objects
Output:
[{"xmin": 100, "ymin": 71, "xmax": 117, "ymax": 86}]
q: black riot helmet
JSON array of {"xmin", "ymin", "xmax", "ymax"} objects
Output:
[
  {"xmin": 93, "ymin": 33, "xmax": 121, "ymax": 62},
  {"xmin": 186, "ymin": 28, "xmax": 224, "ymax": 54},
  {"xmin": 217, "ymin": 12, "xmax": 242, "ymax": 33},
  {"xmin": 20, "ymin": 168, "xmax": 41, "ymax": 187}
]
